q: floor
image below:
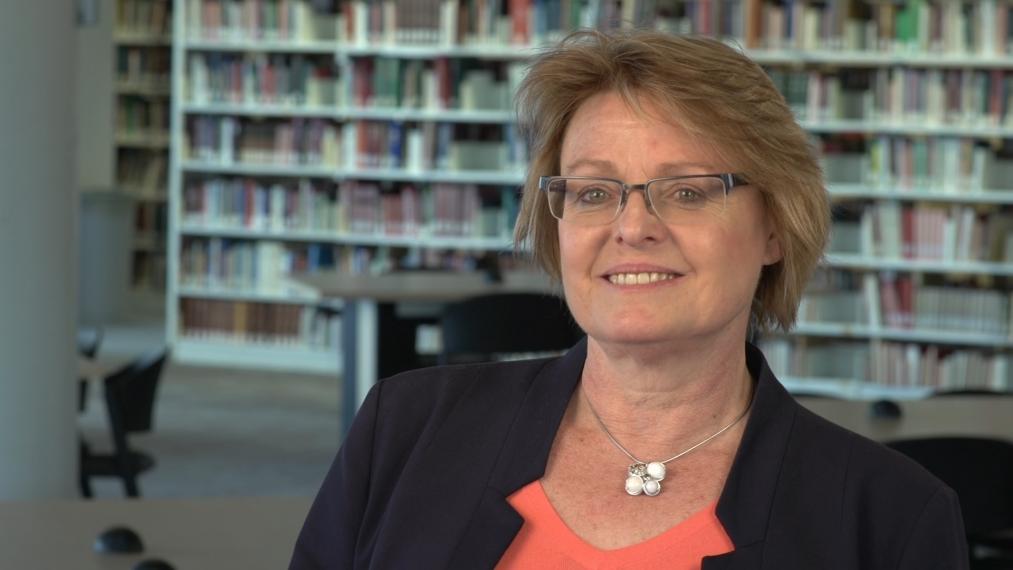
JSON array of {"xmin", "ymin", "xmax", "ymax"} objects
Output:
[{"xmin": 79, "ymin": 304, "xmax": 341, "ymax": 499}]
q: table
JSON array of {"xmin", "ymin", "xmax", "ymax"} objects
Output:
[
  {"xmin": 295, "ymin": 270, "xmax": 556, "ymax": 434},
  {"xmin": 0, "ymin": 496, "xmax": 311, "ymax": 569},
  {"xmin": 79, "ymin": 356, "xmax": 129, "ymax": 383},
  {"xmin": 798, "ymin": 396, "xmax": 1013, "ymax": 441}
]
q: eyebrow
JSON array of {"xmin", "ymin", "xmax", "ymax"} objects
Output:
[{"xmin": 562, "ymin": 159, "xmax": 721, "ymax": 176}]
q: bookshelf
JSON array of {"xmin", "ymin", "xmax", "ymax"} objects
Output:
[
  {"xmin": 167, "ymin": 0, "xmax": 1012, "ymax": 392},
  {"xmin": 116, "ymin": 0, "xmax": 173, "ymax": 294}
]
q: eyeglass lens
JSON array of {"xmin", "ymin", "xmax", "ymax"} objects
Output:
[{"xmin": 545, "ymin": 177, "xmax": 727, "ymax": 225}]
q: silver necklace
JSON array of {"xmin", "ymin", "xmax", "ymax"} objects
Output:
[{"xmin": 584, "ymin": 391, "xmax": 753, "ymax": 497}]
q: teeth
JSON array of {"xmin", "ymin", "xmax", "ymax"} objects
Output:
[{"xmin": 608, "ymin": 272, "xmax": 677, "ymax": 285}]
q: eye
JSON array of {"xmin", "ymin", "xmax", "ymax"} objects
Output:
[
  {"xmin": 652, "ymin": 179, "xmax": 717, "ymax": 206},
  {"xmin": 576, "ymin": 186, "xmax": 615, "ymax": 204},
  {"xmin": 673, "ymin": 186, "xmax": 705, "ymax": 203}
]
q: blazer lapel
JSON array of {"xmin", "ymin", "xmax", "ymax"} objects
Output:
[
  {"xmin": 448, "ymin": 339, "xmax": 587, "ymax": 569},
  {"xmin": 708, "ymin": 344, "xmax": 800, "ymax": 566},
  {"xmin": 702, "ymin": 542, "xmax": 766, "ymax": 569},
  {"xmin": 373, "ymin": 340, "xmax": 587, "ymax": 570}
]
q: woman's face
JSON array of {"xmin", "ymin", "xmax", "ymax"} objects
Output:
[{"xmin": 557, "ymin": 91, "xmax": 782, "ymax": 349}]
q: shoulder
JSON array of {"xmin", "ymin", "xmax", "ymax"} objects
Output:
[
  {"xmin": 362, "ymin": 358, "xmax": 559, "ymax": 456},
  {"xmin": 774, "ymin": 404, "xmax": 966, "ymax": 567},
  {"xmin": 787, "ymin": 405, "xmax": 946, "ymax": 501},
  {"xmin": 372, "ymin": 357, "xmax": 558, "ymax": 421}
]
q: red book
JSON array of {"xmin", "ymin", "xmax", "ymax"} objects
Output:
[
  {"xmin": 897, "ymin": 275, "xmax": 914, "ymax": 329},
  {"xmin": 880, "ymin": 273, "xmax": 902, "ymax": 328},
  {"xmin": 902, "ymin": 206, "xmax": 914, "ymax": 259},
  {"xmin": 434, "ymin": 58, "xmax": 451, "ymax": 109},
  {"xmin": 509, "ymin": 0, "xmax": 529, "ymax": 45},
  {"xmin": 244, "ymin": 180, "xmax": 255, "ymax": 228}
]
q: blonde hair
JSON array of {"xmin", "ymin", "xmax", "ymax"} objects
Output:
[{"xmin": 514, "ymin": 29, "xmax": 830, "ymax": 332}]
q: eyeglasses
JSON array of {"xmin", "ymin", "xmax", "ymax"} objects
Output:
[{"xmin": 538, "ymin": 174, "xmax": 749, "ymax": 226}]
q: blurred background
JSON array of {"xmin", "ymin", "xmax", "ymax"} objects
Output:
[{"xmin": 1, "ymin": 0, "xmax": 1012, "ymax": 567}]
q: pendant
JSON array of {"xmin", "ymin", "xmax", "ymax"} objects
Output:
[{"xmin": 624, "ymin": 461, "xmax": 667, "ymax": 497}]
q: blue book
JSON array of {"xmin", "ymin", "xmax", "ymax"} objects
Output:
[{"xmin": 388, "ymin": 121, "xmax": 403, "ymax": 168}]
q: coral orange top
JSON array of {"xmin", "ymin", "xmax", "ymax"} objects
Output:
[{"xmin": 495, "ymin": 481, "xmax": 734, "ymax": 570}]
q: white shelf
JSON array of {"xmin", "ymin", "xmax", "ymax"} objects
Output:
[
  {"xmin": 828, "ymin": 184, "xmax": 1013, "ymax": 205},
  {"xmin": 748, "ymin": 48, "xmax": 1013, "ymax": 69},
  {"xmin": 168, "ymin": 12, "xmax": 1013, "ymax": 379},
  {"xmin": 179, "ymin": 224, "xmax": 513, "ymax": 251},
  {"xmin": 177, "ymin": 285, "xmax": 330, "ymax": 305},
  {"xmin": 343, "ymin": 107, "xmax": 514, "ymax": 124},
  {"xmin": 181, "ymin": 162, "xmax": 525, "ymax": 185},
  {"xmin": 183, "ymin": 37, "xmax": 337, "ymax": 53},
  {"xmin": 181, "ymin": 160, "xmax": 338, "ymax": 178},
  {"xmin": 174, "ymin": 338, "xmax": 340, "ymax": 374},
  {"xmin": 341, "ymin": 42, "xmax": 538, "ymax": 60},
  {"xmin": 791, "ymin": 322, "xmax": 1012, "ymax": 349},
  {"xmin": 825, "ymin": 254, "xmax": 1013, "ymax": 277},
  {"xmin": 782, "ymin": 376, "xmax": 934, "ymax": 400},
  {"xmin": 800, "ymin": 119, "xmax": 1013, "ymax": 138},
  {"xmin": 345, "ymin": 167, "xmax": 525, "ymax": 185},
  {"xmin": 182, "ymin": 103, "xmax": 513, "ymax": 124},
  {"xmin": 182, "ymin": 102, "xmax": 339, "ymax": 118}
]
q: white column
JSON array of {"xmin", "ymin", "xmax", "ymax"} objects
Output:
[{"xmin": 0, "ymin": 0, "xmax": 78, "ymax": 499}]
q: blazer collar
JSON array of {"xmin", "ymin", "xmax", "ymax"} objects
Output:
[
  {"xmin": 703, "ymin": 343, "xmax": 799, "ymax": 567},
  {"xmin": 448, "ymin": 338, "xmax": 587, "ymax": 568},
  {"xmin": 450, "ymin": 340, "xmax": 798, "ymax": 568}
]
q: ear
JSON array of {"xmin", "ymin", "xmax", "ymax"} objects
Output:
[{"xmin": 762, "ymin": 230, "xmax": 783, "ymax": 266}]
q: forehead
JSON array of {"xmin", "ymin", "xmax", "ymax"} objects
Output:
[{"xmin": 560, "ymin": 91, "xmax": 728, "ymax": 175}]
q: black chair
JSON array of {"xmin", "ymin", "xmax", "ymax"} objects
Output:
[
  {"xmin": 885, "ymin": 437, "xmax": 1013, "ymax": 568},
  {"xmin": 77, "ymin": 327, "xmax": 104, "ymax": 359},
  {"xmin": 77, "ymin": 327, "xmax": 104, "ymax": 412},
  {"xmin": 439, "ymin": 293, "xmax": 583, "ymax": 365},
  {"xmin": 80, "ymin": 349, "xmax": 169, "ymax": 498},
  {"xmin": 933, "ymin": 389, "xmax": 1013, "ymax": 398}
]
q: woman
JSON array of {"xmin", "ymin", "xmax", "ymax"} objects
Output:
[{"xmin": 290, "ymin": 30, "xmax": 968, "ymax": 569}]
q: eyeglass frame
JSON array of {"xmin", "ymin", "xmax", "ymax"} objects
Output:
[{"xmin": 537, "ymin": 173, "xmax": 751, "ymax": 225}]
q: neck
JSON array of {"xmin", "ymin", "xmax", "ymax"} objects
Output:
[{"xmin": 578, "ymin": 334, "xmax": 754, "ymax": 460}]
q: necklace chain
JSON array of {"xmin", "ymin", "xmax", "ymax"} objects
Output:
[{"xmin": 583, "ymin": 390, "xmax": 754, "ymax": 466}]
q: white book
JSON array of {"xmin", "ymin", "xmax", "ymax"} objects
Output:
[
  {"xmin": 863, "ymin": 273, "xmax": 882, "ymax": 328},
  {"xmin": 219, "ymin": 117, "xmax": 237, "ymax": 164},
  {"xmin": 994, "ymin": 354, "xmax": 1010, "ymax": 390},
  {"xmin": 352, "ymin": 1, "xmax": 368, "ymax": 45},
  {"xmin": 382, "ymin": 1, "xmax": 396, "ymax": 45},
  {"xmin": 982, "ymin": 0, "xmax": 997, "ymax": 55},
  {"xmin": 405, "ymin": 128, "xmax": 424, "ymax": 172},
  {"xmin": 440, "ymin": 0, "xmax": 458, "ymax": 47},
  {"xmin": 269, "ymin": 185, "xmax": 286, "ymax": 232},
  {"xmin": 859, "ymin": 209, "xmax": 875, "ymax": 257}
]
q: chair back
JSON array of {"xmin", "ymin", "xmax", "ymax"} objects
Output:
[
  {"xmin": 932, "ymin": 389, "xmax": 1013, "ymax": 398},
  {"xmin": 440, "ymin": 293, "xmax": 582, "ymax": 364},
  {"xmin": 104, "ymin": 349, "xmax": 170, "ymax": 436},
  {"xmin": 77, "ymin": 327, "xmax": 104, "ymax": 359},
  {"xmin": 886, "ymin": 437, "xmax": 1013, "ymax": 537}
]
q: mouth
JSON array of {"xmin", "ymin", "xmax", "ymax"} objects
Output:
[{"xmin": 606, "ymin": 272, "xmax": 680, "ymax": 286}]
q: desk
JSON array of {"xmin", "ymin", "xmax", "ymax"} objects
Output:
[
  {"xmin": 296, "ymin": 270, "xmax": 556, "ymax": 434},
  {"xmin": 79, "ymin": 357, "xmax": 129, "ymax": 383},
  {"xmin": 0, "ymin": 496, "xmax": 311, "ymax": 569},
  {"xmin": 798, "ymin": 396, "xmax": 1013, "ymax": 441}
]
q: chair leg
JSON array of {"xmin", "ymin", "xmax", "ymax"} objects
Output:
[
  {"xmin": 79, "ymin": 472, "xmax": 94, "ymax": 498},
  {"xmin": 78, "ymin": 439, "xmax": 93, "ymax": 499},
  {"xmin": 123, "ymin": 475, "xmax": 140, "ymax": 498}
]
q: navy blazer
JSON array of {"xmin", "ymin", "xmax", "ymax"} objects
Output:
[{"xmin": 290, "ymin": 340, "xmax": 969, "ymax": 569}]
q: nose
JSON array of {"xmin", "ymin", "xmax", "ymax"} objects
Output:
[{"xmin": 615, "ymin": 188, "xmax": 664, "ymax": 245}]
